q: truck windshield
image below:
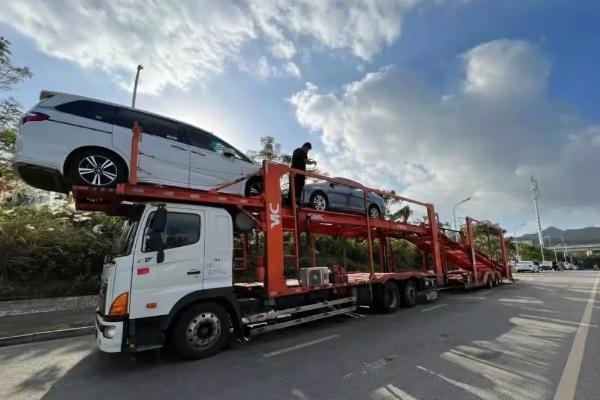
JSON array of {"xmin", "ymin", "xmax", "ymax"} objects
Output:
[{"xmin": 111, "ymin": 205, "xmax": 144, "ymax": 257}]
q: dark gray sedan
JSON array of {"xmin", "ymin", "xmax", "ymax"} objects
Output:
[{"xmin": 300, "ymin": 177, "xmax": 387, "ymax": 218}]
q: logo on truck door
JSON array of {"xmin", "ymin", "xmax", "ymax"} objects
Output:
[{"xmin": 269, "ymin": 203, "xmax": 281, "ymax": 228}]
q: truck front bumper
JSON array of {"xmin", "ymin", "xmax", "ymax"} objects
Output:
[{"xmin": 95, "ymin": 310, "xmax": 124, "ymax": 353}]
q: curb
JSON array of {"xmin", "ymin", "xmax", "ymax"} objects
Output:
[{"xmin": 0, "ymin": 325, "xmax": 95, "ymax": 348}]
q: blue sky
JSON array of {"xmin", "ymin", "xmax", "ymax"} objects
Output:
[{"xmin": 2, "ymin": 0, "xmax": 600, "ymax": 233}]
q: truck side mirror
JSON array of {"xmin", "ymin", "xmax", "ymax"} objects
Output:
[
  {"xmin": 151, "ymin": 206, "xmax": 167, "ymax": 232},
  {"xmin": 146, "ymin": 232, "xmax": 165, "ymax": 263}
]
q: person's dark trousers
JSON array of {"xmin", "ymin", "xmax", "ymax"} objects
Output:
[{"xmin": 292, "ymin": 174, "xmax": 305, "ymax": 204}]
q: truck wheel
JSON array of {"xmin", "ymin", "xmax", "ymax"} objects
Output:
[
  {"xmin": 171, "ymin": 302, "xmax": 230, "ymax": 359},
  {"xmin": 378, "ymin": 282, "xmax": 400, "ymax": 313},
  {"xmin": 401, "ymin": 280, "xmax": 418, "ymax": 308},
  {"xmin": 486, "ymin": 276, "xmax": 493, "ymax": 289}
]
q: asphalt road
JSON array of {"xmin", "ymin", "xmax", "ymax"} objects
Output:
[{"xmin": 1, "ymin": 271, "xmax": 599, "ymax": 400}]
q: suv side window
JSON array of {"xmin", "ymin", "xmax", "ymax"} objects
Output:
[
  {"xmin": 55, "ymin": 100, "xmax": 115, "ymax": 123},
  {"xmin": 187, "ymin": 125, "xmax": 252, "ymax": 163},
  {"xmin": 143, "ymin": 211, "xmax": 201, "ymax": 252},
  {"xmin": 114, "ymin": 108, "xmax": 183, "ymax": 142},
  {"xmin": 187, "ymin": 125, "xmax": 214, "ymax": 150}
]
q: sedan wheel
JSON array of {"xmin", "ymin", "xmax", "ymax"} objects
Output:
[
  {"xmin": 368, "ymin": 205, "xmax": 380, "ymax": 219},
  {"xmin": 310, "ymin": 192, "xmax": 328, "ymax": 211}
]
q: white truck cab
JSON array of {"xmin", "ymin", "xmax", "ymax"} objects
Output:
[
  {"xmin": 95, "ymin": 199, "xmax": 439, "ymax": 360},
  {"xmin": 96, "ymin": 202, "xmax": 239, "ymax": 358}
]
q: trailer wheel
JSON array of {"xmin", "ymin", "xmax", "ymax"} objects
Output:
[
  {"xmin": 377, "ymin": 282, "xmax": 400, "ymax": 313},
  {"xmin": 486, "ymin": 275, "xmax": 493, "ymax": 289},
  {"xmin": 171, "ymin": 302, "xmax": 230, "ymax": 359},
  {"xmin": 401, "ymin": 280, "xmax": 418, "ymax": 308}
]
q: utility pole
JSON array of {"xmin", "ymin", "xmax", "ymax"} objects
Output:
[
  {"xmin": 132, "ymin": 64, "xmax": 143, "ymax": 108},
  {"xmin": 453, "ymin": 197, "xmax": 471, "ymax": 231},
  {"xmin": 530, "ymin": 176, "xmax": 544, "ymax": 262},
  {"xmin": 561, "ymin": 236, "xmax": 568, "ymax": 262}
]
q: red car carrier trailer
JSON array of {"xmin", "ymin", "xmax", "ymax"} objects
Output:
[{"xmin": 74, "ymin": 124, "xmax": 513, "ymax": 359}]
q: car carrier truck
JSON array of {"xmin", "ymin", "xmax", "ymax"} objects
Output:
[{"xmin": 70, "ymin": 124, "xmax": 512, "ymax": 359}]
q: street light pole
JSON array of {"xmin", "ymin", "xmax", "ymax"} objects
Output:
[
  {"xmin": 514, "ymin": 222, "xmax": 526, "ymax": 261},
  {"xmin": 561, "ymin": 236, "xmax": 567, "ymax": 262},
  {"xmin": 453, "ymin": 197, "xmax": 471, "ymax": 231},
  {"xmin": 132, "ymin": 64, "xmax": 143, "ymax": 108}
]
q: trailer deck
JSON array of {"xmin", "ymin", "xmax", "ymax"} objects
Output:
[{"xmin": 72, "ymin": 123, "xmax": 512, "ymax": 298}]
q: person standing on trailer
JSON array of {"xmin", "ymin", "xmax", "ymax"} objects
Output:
[{"xmin": 290, "ymin": 142, "xmax": 316, "ymax": 204}]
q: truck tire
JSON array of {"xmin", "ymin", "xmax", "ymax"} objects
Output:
[
  {"xmin": 401, "ymin": 280, "xmax": 418, "ymax": 308},
  {"xmin": 377, "ymin": 281, "xmax": 400, "ymax": 313},
  {"xmin": 171, "ymin": 302, "xmax": 230, "ymax": 359},
  {"xmin": 486, "ymin": 275, "xmax": 493, "ymax": 289}
]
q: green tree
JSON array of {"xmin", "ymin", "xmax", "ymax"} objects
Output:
[
  {"xmin": 1, "ymin": 37, "xmax": 33, "ymax": 192},
  {"xmin": 248, "ymin": 136, "xmax": 291, "ymax": 163}
]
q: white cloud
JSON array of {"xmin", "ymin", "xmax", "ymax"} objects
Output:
[
  {"xmin": 0, "ymin": 0, "xmax": 256, "ymax": 94},
  {"xmin": 290, "ymin": 39, "xmax": 600, "ymax": 228},
  {"xmin": 464, "ymin": 39, "xmax": 550, "ymax": 99},
  {"xmin": 284, "ymin": 62, "xmax": 302, "ymax": 78},
  {"xmin": 0, "ymin": 0, "xmax": 417, "ymax": 93},
  {"xmin": 250, "ymin": 0, "xmax": 417, "ymax": 61}
]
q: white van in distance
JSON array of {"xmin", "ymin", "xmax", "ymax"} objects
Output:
[{"xmin": 13, "ymin": 91, "xmax": 261, "ymax": 195}]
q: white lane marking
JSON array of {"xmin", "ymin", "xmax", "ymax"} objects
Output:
[
  {"xmin": 262, "ymin": 334, "xmax": 340, "ymax": 358},
  {"xmin": 499, "ymin": 298, "xmax": 544, "ymax": 304},
  {"xmin": 371, "ymin": 384, "xmax": 419, "ymax": 400},
  {"xmin": 291, "ymin": 388, "xmax": 311, "ymax": 400},
  {"xmin": 553, "ymin": 273, "xmax": 600, "ymax": 400},
  {"xmin": 457, "ymin": 296, "xmax": 486, "ymax": 300},
  {"xmin": 421, "ymin": 304, "xmax": 448, "ymax": 312},
  {"xmin": 518, "ymin": 314, "xmax": 599, "ymax": 328},
  {"xmin": 416, "ymin": 365, "xmax": 501, "ymax": 400}
]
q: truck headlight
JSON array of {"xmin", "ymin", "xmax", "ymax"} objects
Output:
[{"xmin": 103, "ymin": 326, "xmax": 117, "ymax": 339}]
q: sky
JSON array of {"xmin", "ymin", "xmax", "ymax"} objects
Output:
[{"xmin": 1, "ymin": 0, "xmax": 600, "ymax": 236}]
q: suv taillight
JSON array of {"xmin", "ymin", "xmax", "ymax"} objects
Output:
[{"xmin": 21, "ymin": 112, "xmax": 49, "ymax": 125}]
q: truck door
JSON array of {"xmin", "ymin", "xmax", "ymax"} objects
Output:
[{"xmin": 129, "ymin": 206, "xmax": 205, "ymax": 319}]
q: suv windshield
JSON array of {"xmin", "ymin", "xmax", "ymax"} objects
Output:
[{"xmin": 111, "ymin": 205, "xmax": 144, "ymax": 256}]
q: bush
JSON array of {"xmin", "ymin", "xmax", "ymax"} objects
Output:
[{"xmin": 0, "ymin": 201, "xmax": 119, "ymax": 299}]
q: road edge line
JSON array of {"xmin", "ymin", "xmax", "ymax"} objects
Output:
[
  {"xmin": 0, "ymin": 326, "xmax": 94, "ymax": 348},
  {"xmin": 553, "ymin": 274, "xmax": 600, "ymax": 400}
]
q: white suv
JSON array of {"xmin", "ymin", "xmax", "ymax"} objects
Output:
[{"xmin": 13, "ymin": 91, "xmax": 261, "ymax": 195}]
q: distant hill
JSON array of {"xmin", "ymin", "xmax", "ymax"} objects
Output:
[{"xmin": 518, "ymin": 226, "xmax": 600, "ymax": 245}]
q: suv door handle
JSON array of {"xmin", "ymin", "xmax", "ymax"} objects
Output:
[
  {"xmin": 171, "ymin": 144, "xmax": 187, "ymax": 151},
  {"xmin": 191, "ymin": 150, "xmax": 206, "ymax": 156},
  {"xmin": 187, "ymin": 270, "xmax": 201, "ymax": 275}
]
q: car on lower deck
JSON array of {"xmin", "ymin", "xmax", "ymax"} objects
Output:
[
  {"xmin": 301, "ymin": 177, "xmax": 386, "ymax": 218},
  {"xmin": 13, "ymin": 91, "xmax": 262, "ymax": 196}
]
